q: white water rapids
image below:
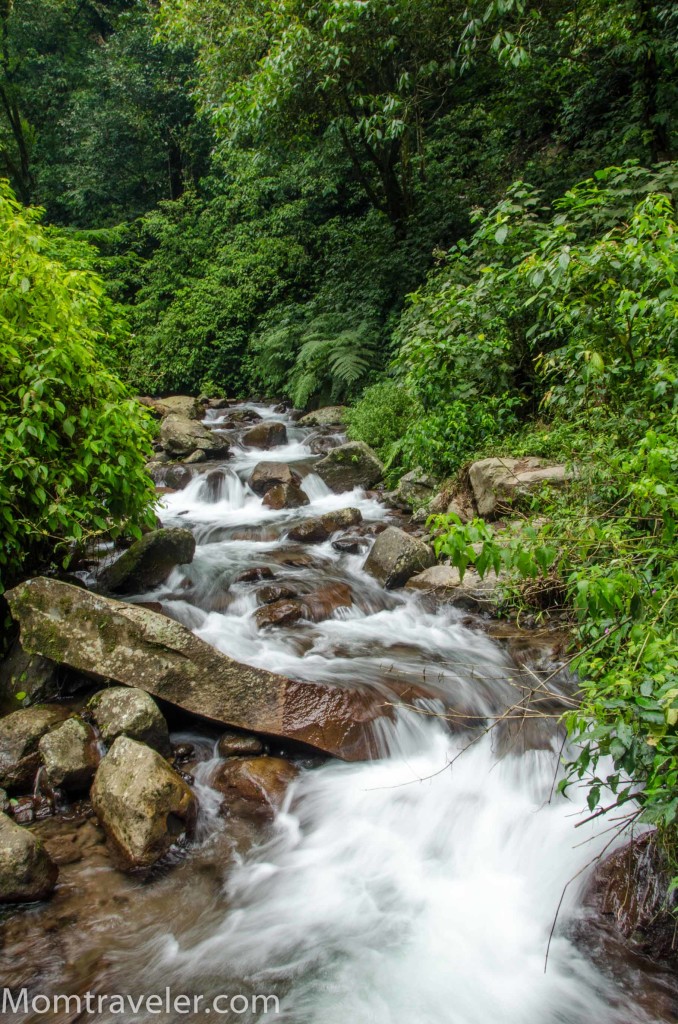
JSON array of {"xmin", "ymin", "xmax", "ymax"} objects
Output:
[{"xmin": 81, "ymin": 404, "xmax": 671, "ymax": 1024}]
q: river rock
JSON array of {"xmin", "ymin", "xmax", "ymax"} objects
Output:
[
  {"xmin": 389, "ymin": 469, "xmax": 437, "ymax": 512},
  {"xmin": 198, "ymin": 469, "xmax": 230, "ymax": 502},
  {"xmin": 469, "ymin": 457, "xmax": 571, "ymax": 519},
  {"xmin": 314, "ymin": 441, "xmax": 383, "ymax": 493},
  {"xmin": 405, "ymin": 564, "xmax": 502, "ymax": 611},
  {"xmin": 89, "ymin": 687, "xmax": 170, "ymax": 756},
  {"xmin": 91, "ymin": 736, "xmax": 196, "ymax": 870},
  {"xmin": 301, "ymin": 583, "xmax": 353, "ymax": 622},
  {"xmin": 38, "ymin": 717, "xmax": 100, "ymax": 791},
  {"xmin": 321, "ymin": 508, "xmax": 363, "ymax": 533},
  {"xmin": 98, "ymin": 528, "xmax": 196, "ymax": 594},
  {"xmin": 157, "ymin": 395, "xmax": 205, "ymax": 420},
  {"xmin": 0, "ymin": 706, "xmax": 70, "ymax": 790},
  {"xmin": 160, "ymin": 413, "xmax": 229, "ymax": 460},
  {"xmin": 263, "ymin": 483, "xmax": 309, "ymax": 510},
  {"xmin": 298, "ymin": 406, "xmax": 347, "ymax": 427},
  {"xmin": 6, "ymin": 578, "xmax": 385, "ymax": 761},
  {"xmin": 287, "ymin": 518, "xmax": 331, "ymax": 544},
  {"xmin": 242, "ymin": 421, "xmax": 288, "ymax": 449},
  {"xmin": 0, "ymin": 812, "xmax": 59, "ymax": 902},
  {"xmin": 249, "ymin": 461, "xmax": 301, "ymax": 495},
  {"xmin": 235, "ymin": 566, "xmax": 274, "ymax": 584},
  {"xmin": 363, "ymin": 526, "xmax": 436, "ymax": 589},
  {"xmin": 255, "ymin": 600, "xmax": 304, "ymax": 629},
  {"xmin": 586, "ymin": 832, "xmax": 678, "ymax": 965},
  {"xmin": 332, "ymin": 535, "xmax": 368, "ymax": 554},
  {"xmin": 217, "ymin": 730, "xmax": 265, "ymax": 758},
  {"xmin": 257, "ymin": 585, "xmax": 297, "ymax": 605},
  {"xmin": 212, "ymin": 756, "xmax": 298, "ymax": 819},
  {"xmin": 0, "ymin": 638, "xmax": 60, "ymax": 708},
  {"xmin": 153, "ymin": 463, "xmax": 193, "ymax": 491}
]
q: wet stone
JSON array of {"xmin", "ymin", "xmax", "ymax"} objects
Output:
[
  {"xmin": 263, "ymin": 483, "xmax": 309, "ymax": 510},
  {"xmin": 217, "ymin": 730, "xmax": 265, "ymax": 758},
  {"xmin": 254, "ymin": 600, "xmax": 304, "ymax": 629},
  {"xmin": 257, "ymin": 585, "xmax": 298, "ymax": 606},
  {"xmin": 235, "ymin": 566, "xmax": 275, "ymax": 584}
]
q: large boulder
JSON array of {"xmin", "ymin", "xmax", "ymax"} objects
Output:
[
  {"xmin": 363, "ymin": 526, "xmax": 435, "ymax": 589},
  {"xmin": 88, "ymin": 687, "xmax": 170, "ymax": 756},
  {"xmin": 38, "ymin": 717, "xmax": 100, "ymax": 791},
  {"xmin": 7, "ymin": 578, "xmax": 386, "ymax": 761},
  {"xmin": 263, "ymin": 483, "xmax": 309, "ymax": 510},
  {"xmin": 0, "ymin": 638, "xmax": 60, "ymax": 708},
  {"xmin": 98, "ymin": 528, "xmax": 196, "ymax": 595},
  {"xmin": 211, "ymin": 756, "xmax": 298, "ymax": 819},
  {"xmin": 586, "ymin": 832, "xmax": 678, "ymax": 965},
  {"xmin": 405, "ymin": 564, "xmax": 502, "ymax": 611},
  {"xmin": 468, "ymin": 457, "xmax": 571, "ymax": 519},
  {"xmin": 157, "ymin": 395, "xmax": 205, "ymax": 420},
  {"xmin": 249, "ymin": 461, "xmax": 301, "ymax": 496},
  {"xmin": 160, "ymin": 413, "xmax": 229, "ymax": 460},
  {"xmin": 242, "ymin": 421, "xmax": 288, "ymax": 449},
  {"xmin": 314, "ymin": 441, "xmax": 383, "ymax": 493},
  {"xmin": 298, "ymin": 406, "xmax": 347, "ymax": 427},
  {"xmin": 0, "ymin": 706, "xmax": 70, "ymax": 790},
  {"xmin": 0, "ymin": 812, "xmax": 58, "ymax": 902},
  {"xmin": 90, "ymin": 737, "xmax": 196, "ymax": 870}
]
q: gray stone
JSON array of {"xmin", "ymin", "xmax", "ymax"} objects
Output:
[
  {"xmin": 157, "ymin": 395, "xmax": 205, "ymax": 420},
  {"xmin": 0, "ymin": 812, "xmax": 58, "ymax": 902},
  {"xmin": 98, "ymin": 528, "xmax": 196, "ymax": 594},
  {"xmin": 321, "ymin": 508, "xmax": 363, "ymax": 532},
  {"xmin": 38, "ymin": 717, "xmax": 100, "ymax": 791},
  {"xmin": 7, "ymin": 578, "xmax": 386, "ymax": 761},
  {"xmin": 242, "ymin": 421, "xmax": 288, "ymax": 449},
  {"xmin": 314, "ymin": 441, "xmax": 383, "ymax": 493},
  {"xmin": 391, "ymin": 469, "xmax": 437, "ymax": 511},
  {"xmin": 89, "ymin": 687, "xmax": 170, "ymax": 756},
  {"xmin": 298, "ymin": 406, "xmax": 347, "ymax": 427},
  {"xmin": 469, "ymin": 457, "xmax": 570, "ymax": 519},
  {"xmin": 249, "ymin": 461, "xmax": 301, "ymax": 495},
  {"xmin": 405, "ymin": 564, "xmax": 503, "ymax": 611},
  {"xmin": 90, "ymin": 737, "xmax": 196, "ymax": 870},
  {"xmin": 0, "ymin": 638, "xmax": 60, "ymax": 708},
  {"xmin": 0, "ymin": 706, "xmax": 70, "ymax": 790},
  {"xmin": 363, "ymin": 526, "xmax": 435, "ymax": 589},
  {"xmin": 160, "ymin": 413, "xmax": 229, "ymax": 460}
]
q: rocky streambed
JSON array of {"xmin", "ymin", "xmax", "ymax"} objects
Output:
[{"xmin": 0, "ymin": 401, "xmax": 677, "ymax": 1023}]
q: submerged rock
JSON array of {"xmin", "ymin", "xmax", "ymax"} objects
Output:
[
  {"xmin": 235, "ymin": 566, "xmax": 274, "ymax": 584},
  {"xmin": 263, "ymin": 483, "xmax": 309, "ymax": 510},
  {"xmin": 314, "ymin": 441, "xmax": 383, "ymax": 493},
  {"xmin": 363, "ymin": 526, "xmax": 435, "ymax": 589},
  {"xmin": 0, "ymin": 812, "xmax": 58, "ymax": 902},
  {"xmin": 38, "ymin": 717, "xmax": 100, "ymax": 791},
  {"xmin": 0, "ymin": 706, "xmax": 70, "ymax": 790},
  {"xmin": 91, "ymin": 736, "xmax": 196, "ymax": 870},
  {"xmin": 468, "ymin": 457, "xmax": 571, "ymax": 519},
  {"xmin": 212, "ymin": 756, "xmax": 298, "ymax": 819},
  {"xmin": 242, "ymin": 421, "xmax": 288, "ymax": 449},
  {"xmin": 249, "ymin": 461, "xmax": 301, "ymax": 495},
  {"xmin": 88, "ymin": 687, "xmax": 170, "ymax": 756},
  {"xmin": 98, "ymin": 528, "xmax": 196, "ymax": 594},
  {"xmin": 255, "ymin": 600, "xmax": 304, "ymax": 629},
  {"xmin": 287, "ymin": 508, "xmax": 362, "ymax": 545},
  {"xmin": 7, "ymin": 578, "xmax": 385, "ymax": 761},
  {"xmin": 321, "ymin": 508, "xmax": 362, "ymax": 533},
  {"xmin": 257, "ymin": 585, "xmax": 298, "ymax": 606},
  {"xmin": 147, "ymin": 462, "xmax": 193, "ymax": 491}
]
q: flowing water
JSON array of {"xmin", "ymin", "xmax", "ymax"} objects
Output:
[{"xmin": 2, "ymin": 404, "xmax": 677, "ymax": 1023}]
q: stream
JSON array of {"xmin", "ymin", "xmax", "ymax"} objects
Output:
[{"xmin": 2, "ymin": 403, "xmax": 677, "ymax": 1023}]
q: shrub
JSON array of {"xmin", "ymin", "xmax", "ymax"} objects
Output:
[
  {"xmin": 0, "ymin": 184, "xmax": 156, "ymax": 593},
  {"xmin": 345, "ymin": 380, "xmax": 419, "ymax": 471}
]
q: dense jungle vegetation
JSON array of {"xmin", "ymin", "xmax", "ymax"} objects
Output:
[{"xmin": 1, "ymin": 0, "xmax": 677, "ymax": 842}]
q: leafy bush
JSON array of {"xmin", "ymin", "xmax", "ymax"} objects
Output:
[
  {"xmin": 0, "ymin": 184, "xmax": 156, "ymax": 592},
  {"xmin": 424, "ymin": 162, "xmax": 678, "ymax": 840},
  {"xmin": 345, "ymin": 380, "xmax": 420, "ymax": 469}
]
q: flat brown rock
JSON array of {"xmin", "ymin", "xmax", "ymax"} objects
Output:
[{"xmin": 6, "ymin": 578, "xmax": 384, "ymax": 762}]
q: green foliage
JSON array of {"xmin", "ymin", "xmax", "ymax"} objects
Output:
[
  {"xmin": 0, "ymin": 183, "xmax": 156, "ymax": 593},
  {"xmin": 345, "ymin": 380, "xmax": 420, "ymax": 469}
]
